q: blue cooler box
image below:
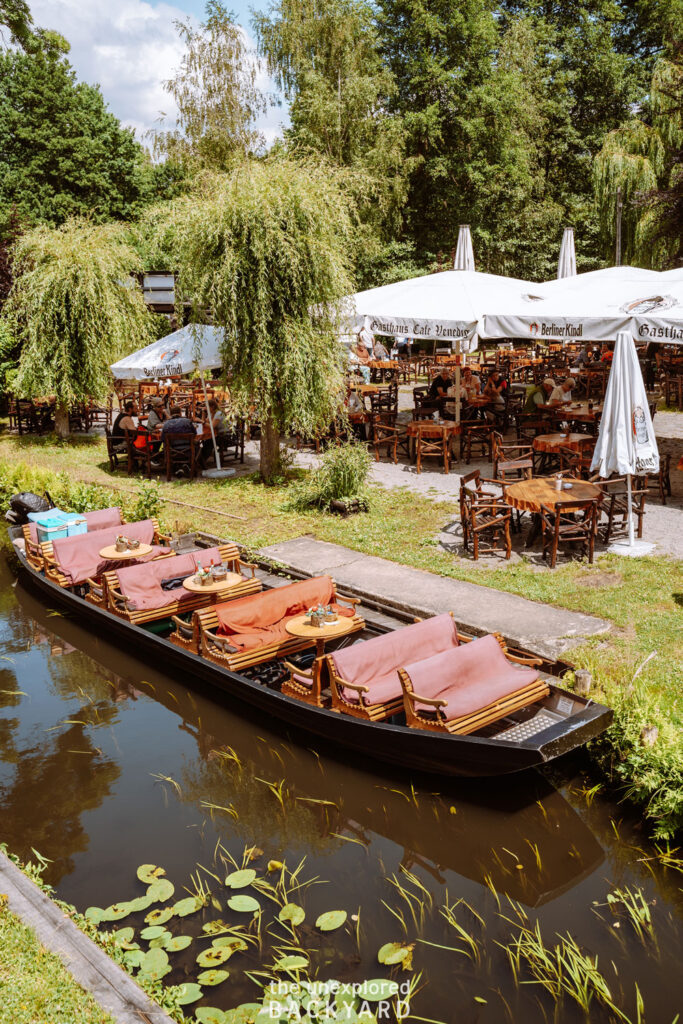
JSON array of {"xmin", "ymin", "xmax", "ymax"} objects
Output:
[
  {"xmin": 36, "ymin": 516, "xmax": 71, "ymax": 543},
  {"xmin": 63, "ymin": 513, "xmax": 88, "ymax": 537},
  {"xmin": 27, "ymin": 508, "xmax": 68, "ymax": 526}
]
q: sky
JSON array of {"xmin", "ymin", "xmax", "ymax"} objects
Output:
[{"xmin": 28, "ymin": 0, "xmax": 287, "ymax": 145}]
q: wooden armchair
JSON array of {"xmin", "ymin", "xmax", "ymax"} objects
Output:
[
  {"xmin": 491, "ymin": 431, "xmax": 534, "ymax": 481},
  {"xmin": 126, "ymin": 429, "xmax": 159, "ymax": 479},
  {"xmin": 459, "ymin": 470, "xmax": 511, "ymax": 559},
  {"xmin": 516, "ymin": 415, "xmax": 547, "ymax": 445},
  {"xmin": 98, "ymin": 543, "xmax": 259, "ymax": 626},
  {"xmin": 558, "ymin": 445, "xmax": 594, "ymax": 479},
  {"xmin": 399, "ymin": 633, "xmax": 547, "ymax": 735},
  {"xmin": 281, "ymin": 657, "xmax": 326, "ymax": 707},
  {"xmin": 163, "ymin": 434, "xmax": 199, "ymax": 480},
  {"xmin": 540, "ymin": 499, "xmax": 598, "ymax": 568},
  {"xmin": 460, "ymin": 421, "xmax": 492, "ymax": 464},
  {"xmin": 370, "ymin": 412, "xmax": 408, "ymax": 464},
  {"xmin": 42, "ymin": 517, "xmax": 170, "ymax": 589},
  {"xmin": 593, "ymin": 476, "xmax": 649, "ymax": 543},
  {"xmin": 412, "ymin": 385, "xmax": 438, "ymax": 419},
  {"xmin": 416, "ymin": 424, "xmax": 451, "ymax": 474}
]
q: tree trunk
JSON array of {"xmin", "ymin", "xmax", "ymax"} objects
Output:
[
  {"xmin": 260, "ymin": 416, "xmax": 282, "ymax": 483},
  {"xmin": 54, "ymin": 401, "xmax": 69, "ymax": 438}
]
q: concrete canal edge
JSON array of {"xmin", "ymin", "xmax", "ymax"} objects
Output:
[{"xmin": 0, "ymin": 851, "xmax": 177, "ymax": 1024}]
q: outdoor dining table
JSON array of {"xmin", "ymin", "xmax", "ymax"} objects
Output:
[
  {"xmin": 532, "ymin": 433, "xmax": 594, "ymax": 454},
  {"xmin": 98, "ymin": 543, "xmax": 153, "ymax": 560},
  {"xmin": 285, "ymin": 613, "xmax": 365, "ymax": 659},
  {"xmin": 347, "ymin": 383, "xmax": 380, "ymax": 395},
  {"xmin": 182, "ymin": 572, "xmax": 243, "ymax": 594},
  {"xmin": 503, "ymin": 477, "xmax": 602, "ymax": 548},
  {"xmin": 406, "ymin": 418, "xmax": 461, "ymax": 462}
]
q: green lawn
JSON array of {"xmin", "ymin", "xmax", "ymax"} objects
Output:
[
  {"xmin": 0, "ymin": 431, "xmax": 681, "ymax": 838},
  {"xmin": 0, "ymin": 896, "xmax": 116, "ymax": 1024}
]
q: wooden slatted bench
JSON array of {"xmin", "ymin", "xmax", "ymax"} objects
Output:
[
  {"xmin": 100, "ymin": 544, "xmax": 260, "ymax": 626},
  {"xmin": 22, "ymin": 506, "xmax": 126, "ymax": 571},
  {"xmin": 41, "ymin": 517, "xmax": 170, "ymax": 589}
]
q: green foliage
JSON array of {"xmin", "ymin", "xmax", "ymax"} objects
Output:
[
  {"xmin": 0, "ymin": 34, "xmax": 147, "ymax": 236},
  {"xmin": 151, "ymin": 1, "xmax": 266, "ymax": 171},
  {"xmin": 165, "ymin": 160, "xmax": 355, "ymax": 480},
  {"xmin": 4, "ymin": 218, "xmax": 156, "ymax": 408},
  {"xmin": 283, "ymin": 439, "xmax": 371, "ymax": 511},
  {"xmin": 0, "ymin": 0, "xmax": 33, "ymax": 49}
]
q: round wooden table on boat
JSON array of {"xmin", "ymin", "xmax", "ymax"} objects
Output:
[
  {"xmin": 532, "ymin": 433, "xmax": 593, "ymax": 454},
  {"xmin": 98, "ymin": 543, "xmax": 153, "ymax": 560},
  {"xmin": 182, "ymin": 572, "xmax": 243, "ymax": 594},
  {"xmin": 285, "ymin": 613, "xmax": 364, "ymax": 658},
  {"xmin": 503, "ymin": 477, "xmax": 601, "ymax": 548}
]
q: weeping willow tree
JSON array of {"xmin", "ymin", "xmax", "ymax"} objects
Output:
[
  {"xmin": 170, "ymin": 159, "xmax": 354, "ymax": 481},
  {"xmin": 4, "ymin": 218, "xmax": 155, "ymax": 435},
  {"xmin": 594, "ymin": 37, "xmax": 683, "ymax": 267}
]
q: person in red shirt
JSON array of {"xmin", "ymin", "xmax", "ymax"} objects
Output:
[{"xmin": 600, "ymin": 344, "xmax": 614, "ymax": 364}]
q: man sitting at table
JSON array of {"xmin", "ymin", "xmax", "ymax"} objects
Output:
[
  {"xmin": 549, "ymin": 378, "xmax": 573, "ymax": 406},
  {"xmin": 483, "ymin": 370, "xmax": 507, "ymax": 423},
  {"xmin": 522, "ymin": 377, "xmax": 555, "ymax": 414},
  {"xmin": 161, "ymin": 404, "xmax": 195, "ymax": 452},
  {"xmin": 349, "ymin": 338, "xmax": 371, "ymax": 383},
  {"xmin": 111, "ymin": 401, "xmax": 138, "ymax": 447},
  {"xmin": 429, "ymin": 367, "xmax": 453, "ymax": 414},
  {"xmin": 600, "ymin": 343, "xmax": 614, "ymax": 364},
  {"xmin": 146, "ymin": 396, "xmax": 168, "ymax": 430}
]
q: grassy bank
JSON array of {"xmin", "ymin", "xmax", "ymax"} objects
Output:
[
  {"xmin": 0, "ymin": 432, "xmax": 681, "ymax": 838},
  {"xmin": 0, "ymin": 894, "xmax": 116, "ymax": 1024}
]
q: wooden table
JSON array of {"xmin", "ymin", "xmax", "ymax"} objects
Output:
[
  {"xmin": 532, "ymin": 433, "xmax": 594, "ymax": 454},
  {"xmin": 285, "ymin": 613, "xmax": 364, "ymax": 658},
  {"xmin": 406, "ymin": 418, "xmax": 461, "ymax": 465},
  {"xmin": 182, "ymin": 572, "xmax": 243, "ymax": 594},
  {"xmin": 348, "ymin": 383, "xmax": 379, "ymax": 395},
  {"xmin": 98, "ymin": 543, "xmax": 153, "ymax": 560},
  {"xmin": 503, "ymin": 477, "xmax": 601, "ymax": 548}
]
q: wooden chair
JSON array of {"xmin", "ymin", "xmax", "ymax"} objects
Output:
[
  {"xmin": 105, "ymin": 427, "xmax": 127, "ymax": 472},
  {"xmin": 370, "ymin": 412, "xmax": 408, "ymax": 464},
  {"xmin": 558, "ymin": 445, "xmax": 594, "ymax": 479},
  {"xmin": 281, "ymin": 657, "xmax": 327, "ymax": 707},
  {"xmin": 516, "ymin": 415, "xmax": 547, "ymax": 445},
  {"xmin": 656, "ymin": 453, "xmax": 672, "ymax": 504},
  {"xmin": 95, "ymin": 544, "xmax": 260, "ymax": 626},
  {"xmin": 491, "ymin": 432, "xmax": 534, "ymax": 481},
  {"xmin": 416, "ymin": 425, "xmax": 451, "ymax": 474},
  {"xmin": 40, "ymin": 517, "xmax": 171, "ymax": 589},
  {"xmin": 459, "ymin": 471, "xmax": 511, "ymax": 559},
  {"xmin": 593, "ymin": 477, "xmax": 649, "ymax": 543},
  {"xmin": 126, "ymin": 429, "xmax": 160, "ymax": 479},
  {"xmin": 163, "ymin": 434, "xmax": 199, "ymax": 480},
  {"xmin": 540, "ymin": 499, "xmax": 598, "ymax": 568},
  {"xmin": 399, "ymin": 633, "xmax": 547, "ymax": 735},
  {"xmin": 412, "ymin": 386, "xmax": 438, "ymax": 419},
  {"xmin": 460, "ymin": 420, "xmax": 492, "ymax": 464}
]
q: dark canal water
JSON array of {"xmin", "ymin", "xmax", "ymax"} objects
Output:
[{"xmin": 1, "ymin": 553, "xmax": 681, "ymax": 1023}]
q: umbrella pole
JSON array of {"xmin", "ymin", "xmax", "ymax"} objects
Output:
[
  {"xmin": 627, "ymin": 473, "xmax": 635, "ymax": 547},
  {"xmin": 455, "ymin": 339, "xmax": 461, "ymax": 425},
  {"xmin": 201, "ymin": 372, "xmax": 220, "ymax": 470}
]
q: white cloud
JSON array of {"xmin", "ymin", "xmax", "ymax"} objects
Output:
[{"xmin": 29, "ymin": 0, "xmax": 286, "ymax": 146}]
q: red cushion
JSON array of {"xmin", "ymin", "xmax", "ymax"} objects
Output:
[
  {"xmin": 51, "ymin": 520, "xmax": 164, "ymax": 585},
  {"xmin": 403, "ymin": 635, "xmax": 539, "ymax": 721},
  {"xmin": 116, "ymin": 546, "xmax": 224, "ymax": 611},
  {"xmin": 330, "ymin": 614, "xmax": 458, "ymax": 705}
]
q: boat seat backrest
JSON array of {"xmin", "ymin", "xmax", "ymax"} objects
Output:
[
  {"xmin": 115, "ymin": 546, "xmax": 227, "ymax": 610},
  {"xmin": 330, "ymin": 613, "xmax": 458, "ymax": 692},
  {"xmin": 50, "ymin": 519, "xmax": 162, "ymax": 585},
  {"xmin": 26, "ymin": 506, "xmax": 123, "ymax": 544},
  {"xmin": 403, "ymin": 635, "xmax": 539, "ymax": 719},
  {"xmin": 215, "ymin": 576, "xmax": 338, "ymax": 635}
]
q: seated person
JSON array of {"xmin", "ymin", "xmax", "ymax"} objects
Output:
[
  {"xmin": 146, "ymin": 396, "xmax": 168, "ymax": 430},
  {"xmin": 549, "ymin": 378, "xmax": 573, "ymax": 406},
  {"xmin": 428, "ymin": 367, "xmax": 452, "ymax": 414},
  {"xmin": 573, "ymin": 345, "xmax": 590, "ymax": 368},
  {"xmin": 483, "ymin": 370, "xmax": 507, "ymax": 422},
  {"xmin": 522, "ymin": 377, "xmax": 555, "ymax": 414},
  {"xmin": 461, "ymin": 366, "xmax": 482, "ymax": 399},
  {"xmin": 200, "ymin": 398, "xmax": 229, "ymax": 461},
  {"xmin": 111, "ymin": 401, "xmax": 137, "ymax": 448},
  {"xmin": 349, "ymin": 338, "xmax": 371, "ymax": 383},
  {"xmin": 372, "ymin": 338, "xmax": 389, "ymax": 360},
  {"xmin": 600, "ymin": 344, "xmax": 614, "ymax": 364},
  {"xmin": 161, "ymin": 404, "xmax": 196, "ymax": 452}
]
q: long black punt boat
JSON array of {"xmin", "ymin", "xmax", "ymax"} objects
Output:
[{"xmin": 7, "ymin": 525, "xmax": 612, "ymax": 777}]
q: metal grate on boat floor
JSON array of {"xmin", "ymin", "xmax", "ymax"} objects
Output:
[{"xmin": 495, "ymin": 709, "xmax": 563, "ymax": 743}]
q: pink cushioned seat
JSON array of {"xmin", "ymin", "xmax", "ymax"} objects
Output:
[
  {"xmin": 27, "ymin": 506, "xmax": 123, "ymax": 544},
  {"xmin": 403, "ymin": 635, "xmax": 539, "ymax": 722},
  {"xmin": 50, "ymin": 520, "xmax": 169, "ymax": 585},
  {"xmin": 115, "ymin": 546, "xmax": 226, "ymax": 610},
  {"xmin": 330, "ymin": 613, "xmax": 458, "ymax": 705}
]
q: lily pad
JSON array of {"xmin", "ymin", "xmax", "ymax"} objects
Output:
[
  {"xmin": 139, "ymin": 947, "xmax": 170, "ymax": 981},
  {"xmin": 166, "ymin": 935, "xmax": 192, "ymax": 952},
  {"xmin": 144, "ymin": 906, "xmax": 174, "ymax": 926},
  {"xmin": 127, "ymin": 895, "xmax": 154, "ymax": 913},
  {"xmin": 223, "ymin": 1005, "xmax": 264, "ymax": 1023},
  {"xmin": 227, "ymin": 895, "xmax": 260, "ymax": 914},
  {"xmin": 197, "ymin": 969, "xmax": 230, "ymax": 986},
  {"xmin": 123, "ymin": 949, "xmax": 145, "ymax": 969},
  {"xmin": 212, "ymin": 937, "xmax": 248, "ymax": 953},
  {"xmin": 177, "ymin": 983, "xmax": 203, "ymax": 1006},
  {"xmin": 197, "ymin": 946, "xmax": 232, "ymax": 968},
  {"xmin": 174, "ymin": 896, "xmax": 202, "ymax": 917},
  {"xmin": 113, "ymin": 927, "xmax": 135, "ymax": 944},
  {"xmin": 140, "ymin": 925, "xmax": 166, "ymax": 941},
  {"xmin": 100, "ymin": 902, "xmax": 133, "ymax": 922},
  {"xmin": 137, "ymin": 864, "xmax": 166, "ymax": 884},
  {"xmin": 273, "ymin": 955, "xmax": 309, "ymax": 971},
  {"xmin": 84, "ymin": 907, "xmax": 104, "ymax": 924},
  {"xmin": 147, "ymin": 878, "xmax": 175, "ymax": 903},
  {"xmin": 195, "ymin": 1009, "xmax": 227, "ymax": 1024},
  {"xmin": 355, "ymin": 980, "xmax": 399, "ymax": 1002},
  {"xmin": 202, "ymin": 920, "xmax": 230, "ymax": 935},
  {"xmin": 225, "ymin": 868, "xmax": 257, "ymax": 889},
  {"xmin": 315, "ymin": 910, "xmax": 347, "ymax": 932},
  {"xmin": 149, "ymin": 931, "xmax": 173, "ymax": 948},
  {"xmin": 278, "ymin": 903, "xmax": 305, "ymax": 927},
  {"xmin": 378, "ymin": 942, "xmax": 413, "ymax": 966}
]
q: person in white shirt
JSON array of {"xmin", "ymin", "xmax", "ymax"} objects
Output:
[
  {"xmin": 358, "ymin": 324, "xmax": 374, "ymax": 352},
  {"xmin": 549, "ymin": 378, "xmax": 573, "ymax": 405}
]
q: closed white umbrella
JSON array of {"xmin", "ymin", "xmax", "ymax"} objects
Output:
[
  {"xmin": 111, "ymin": 325, "xmax": 234, "ymax": 479},
  {"xmin": 590, "ymin": 331, "xmax": 659, "ymax": 555},
  {"xmin": 557, "ymin": 228, "xmax": 577, "ymax": 279},
  {"xmin": 453, "ymin": 225, "xmax": 476, "ymax": 271}
]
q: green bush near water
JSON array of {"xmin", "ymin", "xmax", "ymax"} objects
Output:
[{"xmin": 283, "ymin": 439, "xmax": 372, "ymax": 512}]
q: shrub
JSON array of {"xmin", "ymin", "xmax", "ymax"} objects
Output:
[{"xmin": 283, "ymin": 440, "xmax": 372, "ymax": 512}]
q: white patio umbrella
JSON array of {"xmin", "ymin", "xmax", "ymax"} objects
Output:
[
  {"xmin": 453, "ymin": 225, "xmax": 475, "ymax": 271},
  {"xmin": 110, "ymin": 325, "xmax": 234, "ymax": 479},
  {"xmin": 557, "ymin": 227, "xmax": 577, "ymax": 279},
  {"xmin": 590, "ymin": 331, "xmax": 659, "ymax": 555}
]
